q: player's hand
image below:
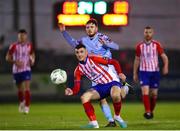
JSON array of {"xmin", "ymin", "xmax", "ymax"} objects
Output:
[
  {"xmin": 119, "ymin": 73, "xmax": 126, "ymax": 83},
  {"xmin": 133, "ymin": 73, "xmax": 139, "ymax": 83},
  {"xmin": 58, "ymin": 23, "xmax": 65, "ymax": 32},
  {"xmin": 65, "ymin": 88, "xmax": 73, "ymax": 96},
  {"xmin": 30, "ymin": 55, "xmax": 35, "ymax": 66},
  {"xmin": 98, "ymin": 37, "xmax": 106, "ymax": 45},
  {"xmin": 162, "ymin": 66, "xmax": 168, "ymax": 75},
  {"xmin": 15, "ymin": 60, "xmax": 24, "ymax": 68}
]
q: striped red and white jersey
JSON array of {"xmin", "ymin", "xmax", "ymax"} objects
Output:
[
  {"xmin": 74, "ymin": 56, "xmax": 121, "ymax": 85},
  {"xmin": 135, "ymin": 40, "xmax": 164, "ymax": 72},
  {"xmin": 8, "ymin": 41, "xmax": 34, "ymax": 73}
]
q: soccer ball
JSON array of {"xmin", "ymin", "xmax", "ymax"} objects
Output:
[{"xmin": 50, "ymin": 68, "xmax": 67, "ymax": 84}]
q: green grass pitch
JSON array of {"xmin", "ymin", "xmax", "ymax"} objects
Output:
[{"xmin": 0, "ymin": 102, "xmax": 180, "ymax": 130}]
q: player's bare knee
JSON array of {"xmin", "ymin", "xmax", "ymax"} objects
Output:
[
  {"xmin": 80, "ymin": 94, "xmax": 86, "ymax": 102},
  {"xmin": 111, "ymin": 93, "xmax": 121, "ymax": 102},
  {"xmin": 150, "ymin": 89, "xmax": 158, "ymax": 95},
  {"xmin": 100, "ymin": 99, "xmax": 107, "ymax": 105},
  {"xmin": 81, "ymin": 93, "xmax": 90, "ymax": 103}
]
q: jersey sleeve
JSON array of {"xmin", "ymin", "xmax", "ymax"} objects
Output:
[
  {"xmin": 156, "ymin": 42, "xmax": 164, "ymax": 55},
  {"xmin": 90, "ymin": 56, "xmax": 122, "ymax": 74},
  {"xmin": 62, "ymin": 31, "xmax": 79, "ymax": 48},
  {"xmin": 135, "ymin": 44, "xmax": 141, "ymax": 57},
  {"xmin": 8, "ymin": 43, "xmax": 16, "ymax": 55},
  {"xmin": 100, "ymin": 34, "xmax": 119, "ymax": 50},
  {"xmin": 71, "ymin": 66, "xmax": 83, "ymax": 95},
  {"xmin": 90, "ymin": 56, "xmax": 108, "ymax": 65}
]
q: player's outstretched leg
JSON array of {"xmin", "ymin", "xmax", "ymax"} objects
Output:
[
  {"xmin": 100, "ymin": 99, "xmax": 116, "ymax": 127},
  {"xmin": 80, "ymin": 102, "xmax": 99, "ymax": 128},
  {"xmin": 111, "ymin": 86, "xmax": 127, "ymax": 128},
  {"xmin": 80, "ymin": 91, "xmax": 100, "ymax": 128},
  {"xmin": 113, "ymin": 102, "xmax": 127, "ymax": 128}
]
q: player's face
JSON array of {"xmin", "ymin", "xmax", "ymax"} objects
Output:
[
  {"xmin": 75, "ymin": 48, "xmax": 88, "ymax": 62},
  {"xmin": 144, "ymin": 29, "xmax": 153, "ymax": 41},
  {"xmin": 85, "ymin": 23, "xmax": 98, "ymax": 37},
  {"xmin": 18, "ymin": 33, "xmax": 27, "ymax": 43}
]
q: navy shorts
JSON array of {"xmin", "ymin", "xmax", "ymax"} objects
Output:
[
  {"xmin": 13, "ymin": 71, "xmax": 31, "ymax": 85},
  {"xmin": 139, "ymin": 71, "xmax": 160, "ymax": 88},
  {"xmin": 91, "ymin": 81, "xmax": 122, "ymax": 99}
]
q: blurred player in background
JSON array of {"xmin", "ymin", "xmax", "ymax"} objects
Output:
[
  {"xmin": 65, "ymin": 43, "xmax": 127, "ymax": 128},
  {"xmin": 59, "ymin": 18, "xmax": 132, "ymax": 127},
  {"xmin": 6, "ymin": 29, "xmax": 35, "ymax": 114},
  {"xmin": 133, "ymin": 26, "xmax": 169, "ymax": 119}
]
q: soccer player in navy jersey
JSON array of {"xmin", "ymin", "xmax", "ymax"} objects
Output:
[
  {"xmin": 133, "ymin": 26, "xmax": 169, "ymax": 119},
  {"xmin": 59, "ymin": 18, "xmax": 131, "ymax": 127},
  {"xmin": 65, "ymin": 43, "xmax": 127, "ymax": 128},
  {"xmin": 6, "ymin": 29, "xmax": 35, "ymax": 114}
]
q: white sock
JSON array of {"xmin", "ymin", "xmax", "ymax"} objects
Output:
[
  {"xmin": 101, "ymin": 104, "xmax": 114, "ymax": 122},
  {"xmin": 90, "ymin": 120, "xmax": 98, "ymax": 125}
]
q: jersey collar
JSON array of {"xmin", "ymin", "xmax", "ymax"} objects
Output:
[{"xmin": 79, "ymin": 56, "xmax": 88, "ymax": 64}]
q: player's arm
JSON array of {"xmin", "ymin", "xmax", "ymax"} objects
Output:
[
  {"xmin": 133, "ymin": 44, "xmax": 140, "ymax": 83},
  {"xmin": 6, "ymin": 44, "xmax": 24, "ymax": 67},
  {"xmin": 6, "ymin": 51, "xmax": 14, "ymax": 63},
  {"xmin": 161, "ymin": 53, "xmax": 168, "ymax": 75},
  {"xmin": 108, "ymin": 58, "xmax": 126, "ymax": 82},
  {"xmin": 65, "ymin": 66, "xmax": 82, "ymax": 96},
  {"xmin": 30, "ymin": 52, "xmax": 35, "ymax": 66},
  {"xmin": 99, "ymin": 35, "xmax": 119, "ymax": 50},
  {"xmin": 90, "ymin": 56, "xmax": 122, "ymax": 73},
  {"xmin": 133, "ymin": 56, "xmax": 140, "ymax": 82},
  {"xmin": 29, "ymin": 44, "xmax": 35, "ymax": 66},
  {"xmin": 58, "ymin": 23, "xmax": 78, "ymax": 48},
  {"xmin": 103, "ymin": 41, "xmax": 119, "ymax": 50},
  {"xmin": 6, "ymin": 52, "xmax": 23, "ymax": 67},
  {"xmin": 90, "ymin": 56, "xmax": 126, "ymax": 82},
  {"xmin": 5, "ymin": 44, "xmax": 16, "ymax": 64},
  {"xmin": 157, "ymin": 43, "xmax": 169, "ymax": 75}
]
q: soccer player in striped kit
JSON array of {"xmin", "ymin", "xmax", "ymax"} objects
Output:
[
  {"xmin": 6, "ymin": 29, "xmax": 35, "ymax": 114},
  {"xmin": 65, "ymin": 43, "xmax": 127, "ymax": 128},
  {"xmin": 133, "ymin": 26, "xmax": 169, "ymax": 119},
  {"xmin": 59, "ymin": 18, "xmax": 131, "ymax": 127}
]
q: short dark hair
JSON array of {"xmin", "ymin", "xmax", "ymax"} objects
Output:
[
  {"xmin": 145, "ymin": 26, "xmax": 152, "ymax": 30},
  {"xmin": 86, "ymin": 18, "xmax": 98, "ymax": 26},
  {"xmin": 18, "ymin": 29, "xmax": 27, "ymax": 34},
  {"xmin": 75, "ymin": 42, "xmax": 86, "ymax": 49}
]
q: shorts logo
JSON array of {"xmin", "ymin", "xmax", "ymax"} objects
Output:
[
  {"xmin": 140, "ymin": 81, "xmax": 143, "ymax": 84},
  {"xmin": 154, "ymin": 84, "xmax": 158, "ymax": 87},
  {"xmin": 91, "ymin": 72, "xmax": 96, "ymax": 78}
]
